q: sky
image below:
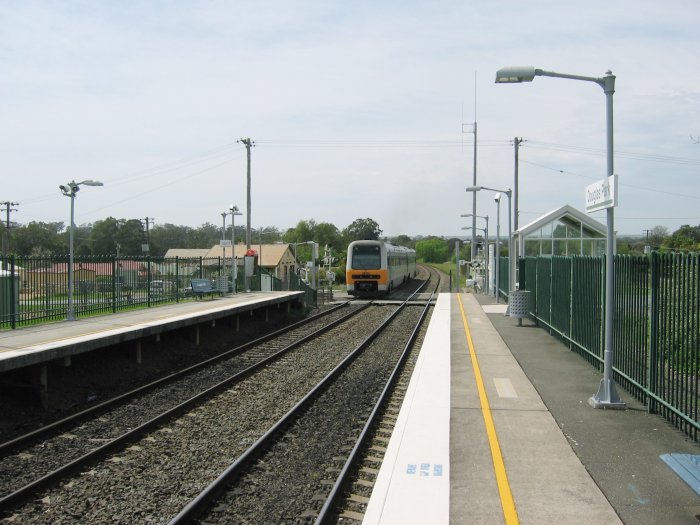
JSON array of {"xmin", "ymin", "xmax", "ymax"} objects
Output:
[{"xmin": 2, "ymin": 1, "xmax": 699, "ymax": 239}]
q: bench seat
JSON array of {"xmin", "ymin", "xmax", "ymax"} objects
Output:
[{"xmin": 190, "ymin": 278, "xmax": 216, "ymax": 299}]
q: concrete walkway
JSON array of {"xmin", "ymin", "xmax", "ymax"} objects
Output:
[{"xmin": 475, "ymin": 292, "xmax": 700, "ymax": 524}]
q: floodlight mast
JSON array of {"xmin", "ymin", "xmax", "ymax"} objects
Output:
[{"xmin": 60, "ymin": 179, "xmax": 103, "ymax": 320}]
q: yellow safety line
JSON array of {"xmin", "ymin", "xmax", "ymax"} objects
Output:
[{"xmin": 457, "ymin": 293, "xmax": 519, "ymax": 525}]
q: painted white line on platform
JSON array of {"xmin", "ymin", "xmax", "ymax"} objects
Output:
[
  {"xmin": 482, "ymin": 304, "xmax": 509, "ymax": 314},
  {"xmin": 494, "ymin": 378, "xmax": 518, "ymax": 399}
]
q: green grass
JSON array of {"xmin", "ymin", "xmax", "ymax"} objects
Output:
[{"xmin": 422, "ymin": 261, "xmax": 469, "ymax": 290}]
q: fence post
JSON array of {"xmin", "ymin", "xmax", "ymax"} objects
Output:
[
  {"xmin": 648, "ymin": 252, "xmax": 659, "ymax": 414},
  {"xmin": 10, "ymin": 255, "xmax": 17, "ymax": 329},
  {"xmin": 147, "ymin": 256, "xmax": 152, "ymax": 308},
  {"xmin": 569, "ymin": 257, "xmax": 575, "ymax": 351},
  {"xmin": 175, "ymin": 256, "xmax": 180, "ymax": 303},
  {"xmin": 112, "ymin": 256, "xmax": 117, "ymax": 313},
  {"xmin": 600, "ymin": 255, "xmax": 606, "ymax": 364}
]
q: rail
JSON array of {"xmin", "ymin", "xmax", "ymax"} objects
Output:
[
  {"xmin": 315, "ymin": 275, "xmax": 439, "ymax": 522},
  {"xmin": 0, "ymin": 301, "xmax": 365, "ymax": 510},
  {"xmin": 168, "ymin": 280, "xmax": 435, "ymax": 523}
]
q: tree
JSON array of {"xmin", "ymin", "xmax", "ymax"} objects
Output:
[
  {"xmin": 73, "ymin": 224, "xmax": 94, "ymax": 256},
  {"xmin": 116, "ymin": 219, "xmax": 148, "ymax": 256},
  {"xmin": 253, "ymin": 226, "xmax": 282, "ymax": 244},
  {"xmin": 389, "ymin": 234, "xmax": 414, "ymax": 248},
  {"xmin": 90, "ymin": 217, "xmax": 121, "ymax": 255},
  {"xmin": 667, "ymin": 224, "xmax": 700, "ymax": 251},
  {"xmin": 283, "ymin": 220, "xmax": 317, "ymax": 244},
  {"xmin": 314, "ymin": 222, "xmax": 341, "ymax": 250},
  {"xmin": 343, "ymin": 218, "xmax": 382, "ymax": 242},
  {"xmin": 416, "ymin": 238, "xmax": 449, "ymax": 263},
  {"xmin": 648, "ymin": 225, "xmax": 669, "ymax": 249},
  {"xmin": 150, "ymin": 223, "xmax": 192, "ymax": 256},
  {"xmin": 189, "ymin": 222, "xmax": 221, "ymax": 249},
  {"xmin": 13, "ymin": 222, "xmax": 65, "ymax": 256}
]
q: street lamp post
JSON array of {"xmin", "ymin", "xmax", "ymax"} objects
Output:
[
  {"xmin": 495, "ymin": 66, "xmax": 623, "ymax": 409},
  {"xmin": 59, "ymin": 180, "xmax": 104, "ymax": 321},
  {"xmin": 229, "ymin": 205, "xmax": 242, "ymax": 293},
  {"xmin": 467, "ymin": 186, "xmax": 513, "ymax": 297}
]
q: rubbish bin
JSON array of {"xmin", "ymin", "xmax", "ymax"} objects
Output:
[
  {"xmin": 0, "ymin": 269, "xmax": 20, "ymax": 325},
  {"xmin": 508, "ymin": 290, "xmax": 531, "ymax": 326}
]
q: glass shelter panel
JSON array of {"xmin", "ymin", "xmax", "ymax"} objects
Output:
[{"xmin": 519, "ymin": 211, "xmax": 606, "ymax": 258}]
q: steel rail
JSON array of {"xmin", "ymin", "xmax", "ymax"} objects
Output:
[
  {"xmin": 315, "ymin": 278, "xmax": 440, "ymax": 523},
  {"xmin": 0, "ymin": 301, "xmax": 366, "ymax": 511},
  {"xmin": 0, "ymin": 301, "xmax": 353, "ymax": 456},
  {"xmin": 168, "ymin": 291, "xmax": 421, "ymax": 524}
]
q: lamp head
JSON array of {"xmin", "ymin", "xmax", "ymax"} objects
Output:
[
  {"xmin": 79, "ymin": 180, "xmax": 103, "ymax": 187},
  {"xmin": 466, "ymin": 186, "xmax": 482, "ymax": 192},
  {"xmin": 495, "ymin": 66, "xmax": 536, "ymax": 83}
]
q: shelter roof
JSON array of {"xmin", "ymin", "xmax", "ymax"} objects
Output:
[
  {"xmin": 163, "ymin": 249, "xmax": 211, "ymax": 259},
  {"xmin": 205, "ymin": 243, "xmax": 292, "ymax": 267},
  {"xmin": 515, "ymin": 204, "xmax": 606, "ymax": 238}
]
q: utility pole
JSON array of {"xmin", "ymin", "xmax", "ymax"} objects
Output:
[
  {"xmin": 238, "ymin": 138, "xmax": 255, "ymax": 249},
  {"xmin": 1, "ymin": 201, "xmax": 19, "ymax": 262},
  {"xmin": 141, "ymin": 217, "xmax": 154, "ymax": 253},
  {"xmin": 513, "ymin": 138, "xmax": 523, "ymax": 232},
  {"xmin": 463, "ymin": 73, "xmax": 479, "ymax": 263},
  {"xmin": 462, "ymin": 122, "xmax": 477, "ymax": 261}
]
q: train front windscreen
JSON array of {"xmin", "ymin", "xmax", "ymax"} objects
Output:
[{"xmin": 351, "ymin": 244, "xmax": 381, "ymax": 269}]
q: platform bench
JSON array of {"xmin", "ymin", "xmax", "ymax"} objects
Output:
[{"xmin": 190, "ymin": 278, "xmax": 216, "ymax": 300}]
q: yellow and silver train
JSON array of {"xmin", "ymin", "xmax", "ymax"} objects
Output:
[{"xmin": 346, "ymin": 240, "xmax": 416, "ymax": 296}]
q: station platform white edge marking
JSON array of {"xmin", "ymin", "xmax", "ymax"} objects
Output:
[
  {"xmin": 0, "ymin": 292, "xmax": 302, "ymax": 367},
  {"xmin": 363, "ymin": 293, "xmax": 450, "ymax": 524}
]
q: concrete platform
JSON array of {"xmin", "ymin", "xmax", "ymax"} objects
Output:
[
  {"xmin": 0, "ymin": 291, "xmax": 304, "ymax": 373},
  {"xmin": 364, "ymin": 294, "xmax": 700, "ymax": 524}
]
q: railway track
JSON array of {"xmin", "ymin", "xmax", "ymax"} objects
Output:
[
  {"xmin": 168, "ymin": 277, "xmax": 439, "ymax": 524},
  {"xmin": 0, "ymin": 301, "xmax": 367, "ymax": 512},
  {"xmin": 0, "ymin": 271, "xmax": 442, "ymax": 523}
]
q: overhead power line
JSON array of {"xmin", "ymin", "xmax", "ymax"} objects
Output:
[
  {"xmin": 526, "ymin": 140, "xmax": 700, "ymax": 166},
  {"xmin": 520, "ymin": 160, "xmax": 700, "ymax": 201}
]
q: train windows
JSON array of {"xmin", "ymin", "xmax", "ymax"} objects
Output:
[{"xmin": 352, "ymin": 244, "xmax": 381, "ymax": 269}]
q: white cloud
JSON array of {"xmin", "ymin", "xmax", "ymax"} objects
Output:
[{"xmin": 1, "ymin": 0, "xmax": 699, "ymax": 238}]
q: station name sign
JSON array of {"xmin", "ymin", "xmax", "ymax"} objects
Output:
[{"xmin": 585, "ymin": 175, "xmax": 618, "ymax": 213}]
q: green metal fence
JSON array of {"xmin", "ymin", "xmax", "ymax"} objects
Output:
[
  {"xmin": 497, "ymin": 256, "xmax": 509, "ymax": 300},
  {"xmin": 520, "ymin": 252, "xmax": 700, "ymax": 441},
  {"xmin": 0, "ymin": 254, "xmax": 314, "ymax": 329}
]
